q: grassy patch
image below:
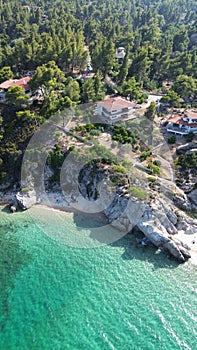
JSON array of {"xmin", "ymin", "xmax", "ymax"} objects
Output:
[{"xmin": 129, "ymin": 186, "xmax": 147, "ymax": 200}]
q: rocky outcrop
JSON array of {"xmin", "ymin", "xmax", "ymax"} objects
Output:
[
  {"xmin": 77, "ymin": 159, "xmax": 196, "ymax": 262},
  {"xmin": 6, "ymin": 156, "xmax": 195, "ymax": 262},
  {"xmin": 176, "ymin": 213, "xmax": 197, "ymax": 235},
  {"xmin": 104, "ymin": 195, "xmax": 129, "ymax": 223},
  {"xmin": 173, "ymin": 194, "xmax": 192, "ymax": 211},
  {"xmin": 175, "ymin": 141, "xmax": 197, "ymax": 211},
  {"xmin": 105, "ymin": 195, "xmax": 195, "ymax": 262},
  {"xmin": 136, "ymin": 206, "xmax": 191, "ymax": 262},
  {"xmin": 10, "ymin": 190, "xmax": 37, "ymax": 212},
  {"xmin": 188, "ymin": 189, "xmax": 197, "ymax": 207}
]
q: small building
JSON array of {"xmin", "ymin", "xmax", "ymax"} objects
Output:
[
  {"xmin": 22, "ymin": 5, "xmax": 41, "ymax": 12},
  {"xmin": 162, "ymin": 80, "xmax": 173, "ymax": 91},
  {"xmin": 166, "ymin": 110, "xmax": 197, "ymax": 135},
  {"xmin": 97, "ymin": 97, "xmax": 138, "ymax": 123},
  {"xmin": 0, "ymin": 77, "xmax": 31, "ymax": 100},
  {"xmin": 115, "ymin": 47, "xmax": 126, "ymax": 64}
]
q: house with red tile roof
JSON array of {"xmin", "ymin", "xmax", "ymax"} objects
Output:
[
  {"xmin": 97, "ymin": 97, "xmax": 139, "ymax": 122},
  {"xmin": 0, "ymin": 77, "xmax": 31, "ymax": 100},
  {"xmin": 166, "ymin": 110, "xmax": 197, "ymax": 135}
]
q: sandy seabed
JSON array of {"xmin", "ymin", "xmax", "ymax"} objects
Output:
[
  {"xmin": 35, "ymin": 191, "xmax": 197, "ymax": 265},
  {"xmin": 1, "ymin": 191, "xmax": 197, "ymax": 264}
]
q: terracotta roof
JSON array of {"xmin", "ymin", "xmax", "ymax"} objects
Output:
[
  {"xmin": 167, "ymin": 114, "xmax": 197, "ymax": 128},
  {"xmin": 0, "ymin": 76, "xmax": 31, "ymax": 91},
  {"xmin": 185, "ymin": 110, "xmax": 197, "ymax": 120},
  {"xmin": 98, "ymin": 97, "xmax": 136, "ymax": 112}
]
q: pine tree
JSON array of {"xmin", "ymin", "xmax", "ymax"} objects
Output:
[{"xmin": 117, "ymin": 45, "xmax": 129, "ymax": 84}]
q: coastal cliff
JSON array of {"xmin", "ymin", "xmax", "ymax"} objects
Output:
[
  {"xmin": 4, "ymin": 155, "xmax": 197, "ymax": 262},
  {"xmin": 77, "ymin": 160, "xmax": 196, "ymax": 262}
]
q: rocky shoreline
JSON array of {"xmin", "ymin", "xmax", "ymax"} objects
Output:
[
  {"xmin": 1, "ymin": 184, "xmax": 197, "ymax": 264},
  {"xmin": 1, "ymin": 141, "xmax": 197, "ymax": 263}
]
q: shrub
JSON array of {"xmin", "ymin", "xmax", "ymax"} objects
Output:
[
  {"xmin": 0, "ymin": 171, "xmax": 8, "ymax": 183},
  {"xmin": 185, "ymin": 132, "xmax": 194, "ymax": 142},
  {"xmin": 148, "ymin": 176, "xmax": 157, "ymax": 183},
  {"xmin": 129, "ymin": 186, "xmax": 147, "ymax": 200},
  {"xmin": 177, "ymin": 152, "xmax": 197, "ymax": 169},
  {"xmin": 168, "ymin": 135, "xmax": 176, "ymax": 144},
  {"xmin": 112, "ymin": 164, "xmax": 127, "ymax": 174},
  {"xmin": 90, "ymin": 129, "xmax": 101, "ymax": 136},
  {"xmin": 140, "ymin": 150, "xmax": 152, "ymax": 161},
  {"xmin": 147, "ymin": 163, "xmax": 161, "ymax": 174},
  {"xmin": 110, "ymin": 125, "xmax": 137, "ymax": 144},
  {"xmin": 153, "ymin": 159, "xmax": 161, "ymax": 167},
  {"xmin": 21, "ymin": 186, "xmax": 31, "ymax": 193}
]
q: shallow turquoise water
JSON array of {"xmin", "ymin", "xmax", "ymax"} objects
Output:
[{"xmin": 0, "ymin": 207, "xmax": 197, "ymax": 350}]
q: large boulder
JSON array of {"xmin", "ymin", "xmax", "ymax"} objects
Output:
[
  {"xmin": 136, "ymin": 207, "xmax": 191, "ymax": 262},
  {"xmin": 12, "ymin": 190, "xmax": 37, "ymax": 211},
  {"xmin": 105, "ymin": 194, "xmax": 193, "ymax": 262}
]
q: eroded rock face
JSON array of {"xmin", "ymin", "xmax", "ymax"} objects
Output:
[
  {"xmin": 12, "ymin": 190, "xmax": 37, "ymax": 211},
  {"xmin": 78, "ymin": 160, "xmax": 196, "ymax": 262},
  {"xmin": 173, "ymin": 195, "xmax": 192, "ymax": 211},
  {"xmin": 136, "ymin": 206, "xmax": 192, "ymax": 262},
  {"xmin": 8, "ymin": 157, "xmax": 195, "ymax": 262},
  {"xmin": 104, "ymin": 196, "xmax": 129, "ymax": 223},
  {"xmin": 105, "ymin": 195, "xmax": 196, "ymax": 262},
  {"xmin": 163, "ymin": 239, "xmax": 191, "ymax": 262},
  {"xmin": 188, "ymin": 189, "xmax": 197, "ymax": 207},
  {"xmin": 176, "ymin": 213, "xmax": 197, "ymax": 235}
]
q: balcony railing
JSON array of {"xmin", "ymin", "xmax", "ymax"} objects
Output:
[{"xmin": 167, "ymin": 126, "xmax": 189, "ymax": 134}]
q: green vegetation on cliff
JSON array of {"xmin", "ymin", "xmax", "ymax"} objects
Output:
[{"xmin": 0, "ymin": 0, "xmax": 196, "ymax": 187}]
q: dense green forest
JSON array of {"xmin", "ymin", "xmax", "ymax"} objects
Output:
[
  {"xmin": 0, "ymin": 0, "xmax": 196, "ymax": 187},
  {"xmin": 0, "ymin": 0, "xmax": 197, "ymax": 85}
]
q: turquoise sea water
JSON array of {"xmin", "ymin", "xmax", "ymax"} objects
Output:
[{"xmin": 0, "ymin": 207, "xmax": 197, "ymax": 350}]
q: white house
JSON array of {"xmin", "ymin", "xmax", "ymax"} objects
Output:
[
  {"xmin": 97, "ymin": 97, "xmax": 138, "ymax": 123},
  {"xmin": 166, "ymin": 110, "xmax": 197, "ymax": 135},
  {"xmin": 115, "ymin": 47, "xmax": 126, "ymax": 63}
]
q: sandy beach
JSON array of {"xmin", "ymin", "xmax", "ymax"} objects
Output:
[
  {"xmin": 35, "ymin": 192, "xmax": 197, "ymax": 264},
  {"xmin": 1, "ymin": 191, "xmax": 197, "ymax": 264}
]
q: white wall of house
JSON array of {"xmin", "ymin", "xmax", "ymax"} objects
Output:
[
  {"xmin": 167, "ymin": 122, "xmax": 197, "ymax": 135},
  {"xmin": 97, "ymin": 103, "xmax": 136, "ymax": 122}
]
